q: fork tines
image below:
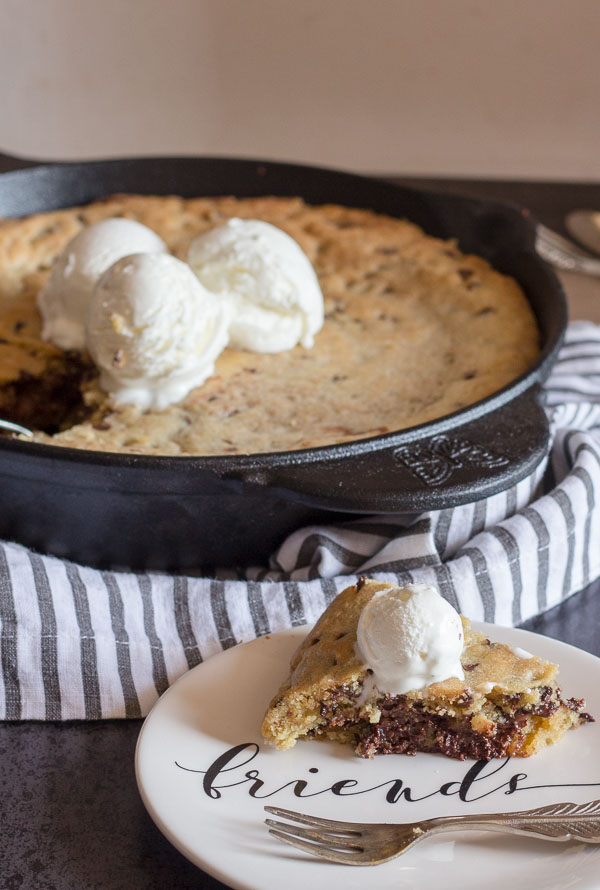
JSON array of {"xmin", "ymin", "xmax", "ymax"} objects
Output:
[
  {"xmin": 264, "ymin": 806, "xmax": 363, "ymax": 833},
  {"xmin": 264, "ymin": 806, "xmax": 367, "ymax": 864}
]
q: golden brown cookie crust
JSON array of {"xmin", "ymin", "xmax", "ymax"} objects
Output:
[{"xmin": 0, "ymin": 195, "xmax": 540, "ymax": 455}]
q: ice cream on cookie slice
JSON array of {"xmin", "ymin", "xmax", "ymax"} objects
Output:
[{"xmin": 261, "ymin": 579, "xmax": 593, "ymax": 760}]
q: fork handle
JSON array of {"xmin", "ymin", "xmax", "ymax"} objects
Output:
[
  {"xmin": 424, "ymin": 799, "xmax": 600, "ymax": 844},
  {"xmin": 536, "ymin": 234, "xmax": 600, "ymax": 276},
  {"xmin": 546, "ymin": 253, "xmax": 600, "ymax": 276}
]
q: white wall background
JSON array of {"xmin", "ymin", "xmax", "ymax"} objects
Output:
[{"xmin": 1, "ymin": 0, "xmax": 598, "ymax": 179}]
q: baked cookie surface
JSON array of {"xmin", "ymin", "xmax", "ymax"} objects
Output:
[
  {"xmin": 0, "ymin": 195, "xmax": 540, "ymax": 455},
  {"xmin": 261, "ymin": 580, "xmax": 592, "ymax": 760}
]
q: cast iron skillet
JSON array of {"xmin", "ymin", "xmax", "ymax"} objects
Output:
[{"xmin": 0, "ymin": 154, "xmax": 567, "ymax": 571}]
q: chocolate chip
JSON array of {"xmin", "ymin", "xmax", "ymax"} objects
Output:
[
  {"xmin": 565, "ymin": 696, "xmax": 585, "ymax": 711},
  {"xmin": 527, "ymin": 701, "xmax": 559, "ymax": 717}
]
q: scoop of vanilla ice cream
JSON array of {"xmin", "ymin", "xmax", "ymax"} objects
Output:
[
  {"xmin": 85, "ymin": 253, "xmax": 229, "ymax": 411},
  {"xmin": 355, "ymin": 584, "xmax": 465, "ymax": 695},
  {"xmin": 187, "ymin": 218, "xmax": 324, "ymax": 353},
  {"xmin": 38, "ymin": 218, "xmax": 167, "ymax": 350}
]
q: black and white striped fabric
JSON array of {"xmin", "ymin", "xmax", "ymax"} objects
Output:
[{"xmin": 1, "ymin": 321, "xmax": 599, "ymax": 720}]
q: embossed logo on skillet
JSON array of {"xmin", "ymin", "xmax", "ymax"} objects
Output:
[{"xmin": 394, "ymin": 435, "xmax": 509, "ymax": 486}]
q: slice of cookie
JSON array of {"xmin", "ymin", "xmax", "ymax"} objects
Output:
[{"xmin": 261, "ymin": 579, "xmax": 593, "ymax": 760}]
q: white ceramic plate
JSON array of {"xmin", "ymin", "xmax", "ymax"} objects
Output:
[{"xmin": 136, "ymin": 625, "xmax": 600, "ymax": 890}]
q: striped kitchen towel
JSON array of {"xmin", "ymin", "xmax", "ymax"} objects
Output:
[{"xmin": 1, "ymin": 320, "xmax": 599, "ymax": 720}]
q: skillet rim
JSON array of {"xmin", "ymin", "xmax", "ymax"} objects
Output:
[{"xmin": 0, "ymin": 154, "xmax": 567, "ymax": 473}]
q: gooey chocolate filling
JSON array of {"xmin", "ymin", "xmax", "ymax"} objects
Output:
[
  {"xmin": 0, "ymin": 354, "xmax": 94, "ymax": 433},
  {"xmin": 355, "ymin": 699, "xmax": 529, "ymax": 761},
  {"xmin": 316, "ymin": 685, "xmax": 593, "ymax": 762}
]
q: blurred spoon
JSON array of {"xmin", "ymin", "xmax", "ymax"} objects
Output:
[
  {"xmin": 0, "ymin": 418, "xmax": 34, "ymax": 437},
  {"xmin": 565, "ymin": 210, "xmax": 600, "ymax": 256}
]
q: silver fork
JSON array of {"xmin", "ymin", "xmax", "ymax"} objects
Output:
[
  {"xmin": 536, "ymin": 223, "xmax": 600, "ymax": 276},
  {"xmin": 265, "ymin": 799, "xmax": 600, "ymax": 866}
]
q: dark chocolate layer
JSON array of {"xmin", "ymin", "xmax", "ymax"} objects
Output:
[
  {"xmin": 355, "ymin": 699, "xmax": 527, "ymax": 760},
  {"xmin": 318, "ymin": 688, "xmax": 593, "ymax": 761},
  {"xmin": 0, "ymin": 354, "xmax": 93, "ymax": 433}
]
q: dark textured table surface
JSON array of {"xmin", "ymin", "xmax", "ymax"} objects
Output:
[{"xmin": 0, "ymin": 160, "xmax": 599, "ymax": 889}]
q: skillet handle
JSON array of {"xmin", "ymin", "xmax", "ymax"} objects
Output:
[
  {"xmin": 226, "ymin": 386, "xmax": 549, "ymax": 514},
  {"xmin": 0, "ymin": 151, "xmax": 43, "ymax": 173}
]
